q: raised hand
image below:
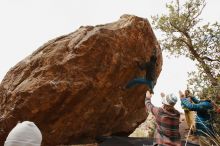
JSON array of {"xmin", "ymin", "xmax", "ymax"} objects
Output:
[
  {"xmin": 160, "ymin": 92, "xmax": 165, "ymax": 98},
  {"xmin": 146, "ymin": 91, "xmax": 152, "ymax": 99},
  {"xmin": 179, "ymin": 90, "xmax": 184, "ymax": 98}
]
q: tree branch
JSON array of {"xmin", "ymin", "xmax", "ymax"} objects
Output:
[
  {"xmin": 186, "ymin": 37, "xmax": 218, "ymax": 86},
  {"xmin": 192, "ymin": 2, "xmax": 206, "ymax": 20},
  {"xmin": 202, "ymin": 56, "xmax": 220, "ymax": 62}
]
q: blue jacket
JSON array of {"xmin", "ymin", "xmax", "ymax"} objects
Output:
[
  {"xmin": 181, "ymin": 96, "xmax": 191, "ymax": 111},
  {"xmin": 181, "ymin": 97, "xmax": 214, "ymax": 136}
]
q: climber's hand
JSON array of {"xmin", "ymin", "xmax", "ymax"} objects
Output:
[
  {"xmin": 160, "ymin": 92, "xmax": 165, "ymax": 98},
  {"xmin": 146, "ymin": 91, "xmax": 152, "ymax": 100}
]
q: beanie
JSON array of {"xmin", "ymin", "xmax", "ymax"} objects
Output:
[
  {"xmin": 4, "ymin": 121, "xmax": 42, "ymax": 146},
  {"xmin": 162, "ymin": 94, "xmax": 178, "ymax": 106}
]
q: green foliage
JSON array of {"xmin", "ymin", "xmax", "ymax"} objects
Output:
[
  {"xmin": 151, "ymin": 0, "xmax": 220, "ymax": 94},
  {"xmin": 151, "ymin": 0, "xmax": 220, "ymax": 135},
  {"xmin": 152, "ymin": 0, "xmax": 206, "ymax": 55}
]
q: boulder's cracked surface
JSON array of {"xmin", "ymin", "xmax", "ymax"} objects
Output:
[{"xmin": 0, "ymin": 14, "xmax": 162, "ymax": 146}]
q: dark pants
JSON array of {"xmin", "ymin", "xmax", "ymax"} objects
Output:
[{"xmin": 125, "ymin": 77, "xmax": 154, "ymax": 91}]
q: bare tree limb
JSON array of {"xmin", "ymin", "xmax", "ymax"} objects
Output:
[{"xmin": 202, "ymin": 56, "xmax": 220, "ymax": 62}]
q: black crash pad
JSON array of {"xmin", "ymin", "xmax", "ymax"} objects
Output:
[{"xmin": 97, "ymin": 136, "xmax": 199, "ymax": 146}]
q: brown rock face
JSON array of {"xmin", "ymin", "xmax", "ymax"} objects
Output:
[{"xmin": 0, "ymin": 14, "xmax": 162, "ymax": 146}]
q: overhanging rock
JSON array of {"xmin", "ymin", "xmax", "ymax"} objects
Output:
[{"xmin": 0, "ymin": 14, "xmax": 162, "ymax": 146}]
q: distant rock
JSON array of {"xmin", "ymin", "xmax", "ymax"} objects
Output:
[
  {"xmin": 130, "ymin": 112, "xmax": 155, "ymax": 138},
  {"xmin": 0, "ymin": 14, "xmax": 162, "ymax": 146}
]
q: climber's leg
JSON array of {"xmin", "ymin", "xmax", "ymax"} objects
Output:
[
  {"xmin": 125, "ymin": 77, "xmax": 146, "ymax": 88},
  {"xmin": 125, "ymin": 78, "xmax": 154, "ymax": 92}
]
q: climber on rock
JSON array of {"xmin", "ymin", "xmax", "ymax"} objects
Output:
[{"xmin": 125, "ymin": 50, "xmax": 157, "ymax": 93}]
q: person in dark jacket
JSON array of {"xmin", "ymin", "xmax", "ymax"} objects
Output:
[
  {"xmin": 145, "ymin": 90, "xmax": 181, "ymax": 146},
  {"xmin": 125, "ymin": 54, "xmax": 157, "ymax": 93},
  {"xmin": 179, "ymin": 91, "xmax": 216, "ymax": 146}
]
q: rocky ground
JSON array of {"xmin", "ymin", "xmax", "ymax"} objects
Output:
[{"xmin": 62, "ymin": 113, "xmax": 199, "ymax": 146}]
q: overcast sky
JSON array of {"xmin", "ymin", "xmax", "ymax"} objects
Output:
[{"xmin": 0, "ymin": 0, "xmax": 219, "ymax": 111}]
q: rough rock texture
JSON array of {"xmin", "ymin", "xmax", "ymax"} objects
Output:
[{"xmin": 0, "ymin": 14, "xmax": 162, "ymax": 146}]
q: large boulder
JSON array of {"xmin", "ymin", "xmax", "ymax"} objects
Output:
[{"xmin": 0, "ymin": 14, "xmax": 162, "ymax": 146}]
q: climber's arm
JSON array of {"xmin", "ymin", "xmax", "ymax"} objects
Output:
[
  {"xmin": 145, "ymin": 91, "xmax": 159, "ymax": 116},
  {"xmin": 190, "ymin": 97, "xmax": 200, "ymax": 103},
  {"xmin": 181, "ymin": 98, "xmax": 213, "ymax": 111},
  {"xmin": 137, "ymin": 62, "xmax": 150, "ymax": 71}
]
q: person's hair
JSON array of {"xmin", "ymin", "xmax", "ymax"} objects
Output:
[{"xmin": 185, "ymin": 89, "xmax": 192, "ymax": 97}]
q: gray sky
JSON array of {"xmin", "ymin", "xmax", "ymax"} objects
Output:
[{"xmin": 0, "ymin": 0, "xmax": 219, "ymax": 111}]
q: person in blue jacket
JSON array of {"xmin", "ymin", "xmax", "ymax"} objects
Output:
[{"xmin": 179, "ymin": 91, "xmax": 216, "ymax": 146}]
